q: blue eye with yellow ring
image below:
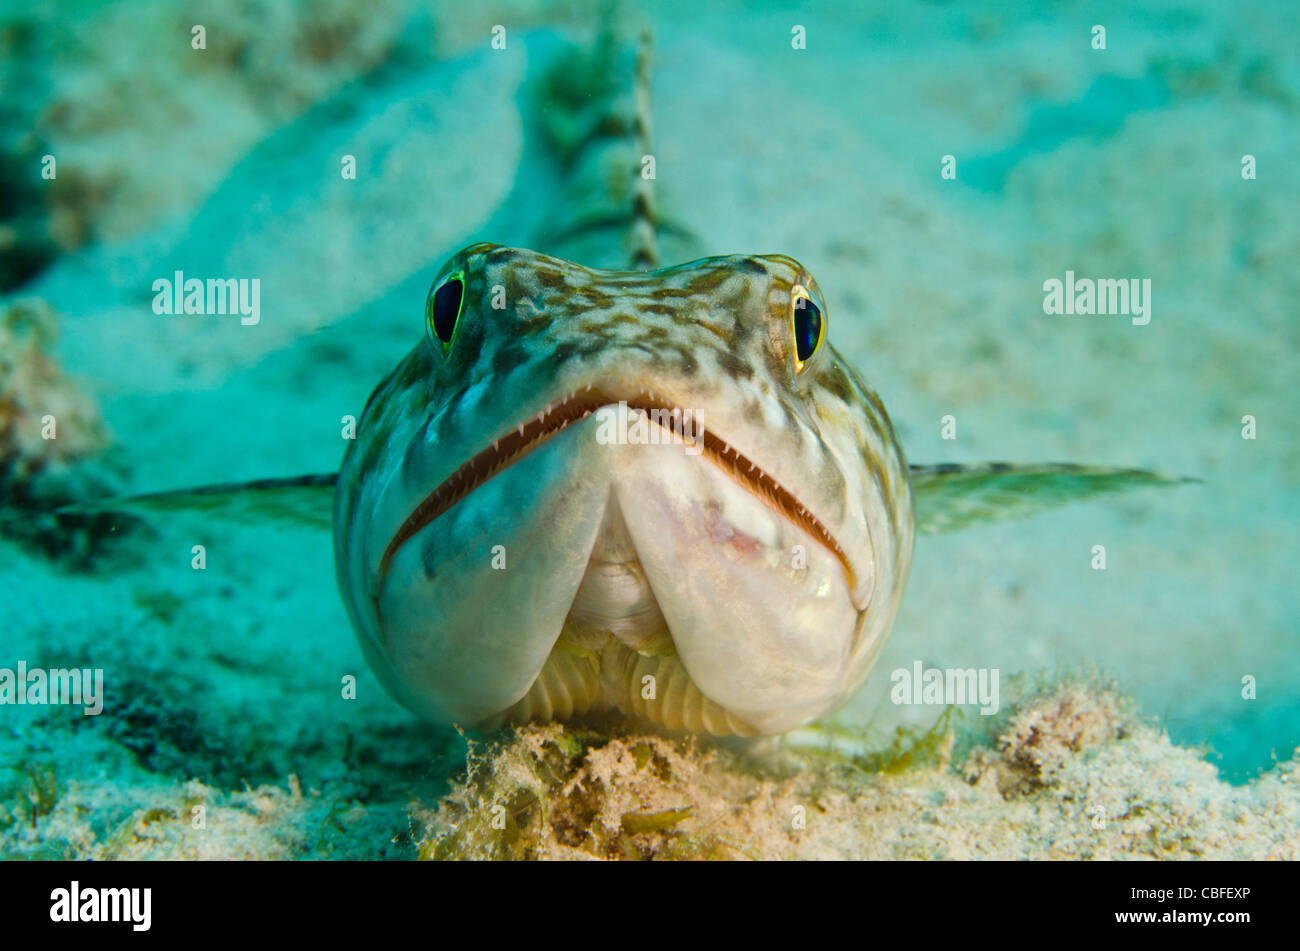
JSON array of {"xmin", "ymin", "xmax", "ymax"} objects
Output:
[
  {"xmin": 427, "ymin": 271, "xmax": 465, "ymax": 353},
  {"xmin": 791, "ymin": 284, "xmax": 825, "ymax": 372}
]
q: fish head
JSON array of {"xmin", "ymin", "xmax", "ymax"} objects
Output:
[{"xmin": 335, "ymin": 243, "xmax": 913, "ymax": 734}]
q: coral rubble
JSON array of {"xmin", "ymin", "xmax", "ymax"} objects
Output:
[{"xmin": 416, "ymin": 682, "xmax": 1300, "ymax": 861}]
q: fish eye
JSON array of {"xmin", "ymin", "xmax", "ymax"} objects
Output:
[
  {"xmin": 427, "ymin": 271, "xmax": 466, "ymax": 352},
  {"xmin": 790, "ymin": 284, "xmax": 825, "ymax": 372}
]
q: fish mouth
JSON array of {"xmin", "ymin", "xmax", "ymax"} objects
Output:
[{"xmin": 376, "ymin": 388, "xmax": 854, "ymax": 590}]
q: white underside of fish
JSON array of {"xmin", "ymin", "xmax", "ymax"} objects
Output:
[{"xmin": 493, "ymin": 499, "xmax": 758, "ymax": 735}]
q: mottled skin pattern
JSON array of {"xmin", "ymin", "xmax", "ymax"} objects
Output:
[{"xmin": 334, "ymin": 243, "xmax": 914, "ymax": 735}]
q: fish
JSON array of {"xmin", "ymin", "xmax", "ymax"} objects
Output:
[{"xmin": 61, "ymin": 23, "xmax": 1191, "ymax": 737}]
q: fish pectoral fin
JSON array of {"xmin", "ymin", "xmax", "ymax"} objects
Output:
[
  {"xmin": 56, "ymin": 473, "xmax": 338, "ymax": 530},
  {"xmin": 908, "ymin": 463, "xmax": 1196, "ymax": 535}
]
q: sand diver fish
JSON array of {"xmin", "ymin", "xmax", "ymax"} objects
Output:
[{"xmin": 65, "ymin": 27, "xmax": 1189, "ymax": 737}]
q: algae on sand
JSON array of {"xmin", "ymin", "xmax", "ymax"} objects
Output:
[
  {"xmin": 4, "ymin": 678, "xmax": 1296, "ymax": 860},
  {"xmin": 415, "ymin": 681, "xmax": 1300, "ymax": 861}
]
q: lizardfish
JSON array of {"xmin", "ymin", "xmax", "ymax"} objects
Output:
[
  {"xmin": 65, "ymin": 26, "xmax": 1189, "ymax": 736},
  {"xmin": 70, "ymin": 239, "xmax": 1186, "ymax": 735}
]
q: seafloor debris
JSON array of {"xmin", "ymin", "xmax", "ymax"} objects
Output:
[
  {"xmin": 0, "ymin": 297, "xmax": 123, "ymax": 559},
  {"xmin": 415, "ymin": 681, "xmax": 1299, "ymax": 861},
  {"xmin": 0, "ymin": 298, "xmax": 107, "ymax": 483},
  {"xmin": 3, "ymin": 679, "xmax": 1296, "ymax": 860},
  {"xmin": 0, "ymin": 770, "xmax": 414, "ymax": 861},
  {"xmin": 416, "ymin": 724, "xmax": 785, "ymax": 860},
  {"xmin": 963, "ymin": 681, "xmax": 1128, "ymax": 797}
]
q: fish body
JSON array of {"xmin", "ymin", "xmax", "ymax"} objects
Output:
[{"xmin": 335, "ymin": 245, "xmax": 912, "ymax": 735}]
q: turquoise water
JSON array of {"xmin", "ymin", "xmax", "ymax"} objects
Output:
[{"xmin": 0, "ymin": 0, "xmax": 1296, "ymax": 858}]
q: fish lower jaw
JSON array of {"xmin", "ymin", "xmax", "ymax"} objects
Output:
[
  {"xmin": 494, "ymin": 635, "xmax": 758, "ymax": 737},
  {"xmin": 477, "ymin": 491, "xmax": 760, "ymax": 735}
]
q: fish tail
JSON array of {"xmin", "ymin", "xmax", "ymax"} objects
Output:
[
  {"xmin": 627, "ymin": 28, "xmax": 658, "ymax": 270},
  {"xmin": 534, "ymin": 9, "xmax": 668, "ymax": 270}
]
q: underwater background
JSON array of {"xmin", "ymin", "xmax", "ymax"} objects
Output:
[{"xmin": 0, "ymin": 0, "xmax": 1296, "ymax": 858}]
